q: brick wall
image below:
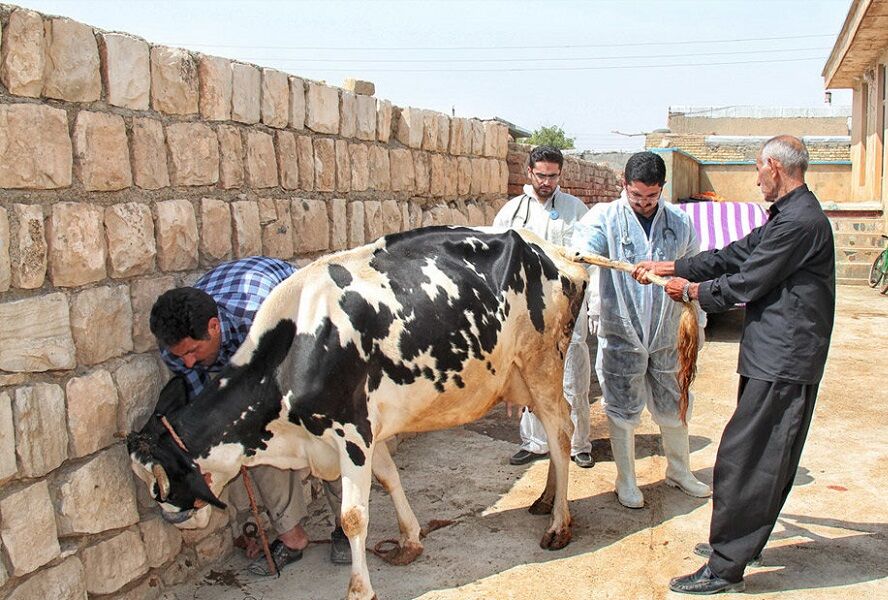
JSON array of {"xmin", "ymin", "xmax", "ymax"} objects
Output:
[
  {"xmin": 507, "ymin": 143, "xmax": 622, "ymax": 205},
  {"xmin": 0, "ymin": 4, "xmax": 512, "ymax": 598}
]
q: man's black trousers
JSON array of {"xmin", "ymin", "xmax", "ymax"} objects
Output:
[{"xmin": 707, "ymin": 376, "xmax": 818, "ymax": 582}]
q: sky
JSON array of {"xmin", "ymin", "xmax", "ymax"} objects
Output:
[{"xmin": 18, "ymin": 0, "xmax": 855, "ymax": 152}]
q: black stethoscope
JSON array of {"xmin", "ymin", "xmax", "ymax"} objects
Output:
[
  {"xmin": 510, "ymin": 193, "xmax": 560, "ymax": 227},
  {"xmin": 618, "ymin": 201, "xmax": 678, "ymax": 250}
]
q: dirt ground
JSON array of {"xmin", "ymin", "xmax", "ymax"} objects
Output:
[{"xmin": 164, "ymin": 285, "xmax": 887, "ymax": 600}]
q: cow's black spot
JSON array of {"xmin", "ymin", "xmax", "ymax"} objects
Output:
[
  {"xmin": 453, "ymin": 374, "xmax": 465, "ymax": 388},
  {"xmin": 345, "ymin": 441, "xmax": 365, "ymax": 466},
  {"xmin": 335, "ymin": 428, "xmax": 345, "ymax": 437},
  {"xmin": 328, "ymin": 264, "xmax": 352, "ymax": 289}
]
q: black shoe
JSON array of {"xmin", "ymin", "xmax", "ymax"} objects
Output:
[
  {"xmin": 330, "ymin": 526, "xmax": 352, "ymax": 565},
  {"xmin": 509, "ymin": 449, "xmax": 548, "ymax": 465},
  {"xmin": 247, "ymin": 539, "xmax": 303, "ymax": 576},
  {"xmin": 669, "ymin": 565, "xmax": 745, "ymax": 595},
  {"xmin": 571, "ymin": 452, "xmax": 595, "ymax": 468},
  {"xmin": 693, "ymin": 543, "xmax": 762, "ymax": 567}
]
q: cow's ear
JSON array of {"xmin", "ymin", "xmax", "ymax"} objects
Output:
[{"xmin": 155, "ymin": 376, "xmax": 189, "ymax": 416}]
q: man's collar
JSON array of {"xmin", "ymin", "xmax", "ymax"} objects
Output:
[{"xmin": 769, "ymin": 183, "xmax": 808, "ymax": 217}]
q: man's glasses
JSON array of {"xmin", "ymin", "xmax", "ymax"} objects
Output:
[{"xmin": 531, "ymin": 171, "xmax": 561, "ymax": 182}]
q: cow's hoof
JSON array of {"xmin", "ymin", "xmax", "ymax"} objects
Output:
[
  {"xmin": 382, "ymin": 540, "xmax": 424, "ymax": 566},
  {"xmin": 528, "ymin": 496, "xmax": 554, "ymax": 515},
  {"xmin": 539, "ymin": 527, "xmax": 572, "ymax": 550}
]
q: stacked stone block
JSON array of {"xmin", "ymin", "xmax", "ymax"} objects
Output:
[
  {"xmin": 507, "ymin": 143, "xmax": 622, "ymax": 205},
  {"xmin": 0, "ymin": 4, "xmax": 511, "ymax": 598}
]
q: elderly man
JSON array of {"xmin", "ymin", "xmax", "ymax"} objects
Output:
[
  {"xmin": 635, "ymin": 136, "xmax": 835, "ymax": 594},
  {"xmin": 493, "ymin": 144, "xmax": 595, "ymax": 469},
  {"xmin": 150, "ymin": 256, "xmax": 350, "ymax": 575}
]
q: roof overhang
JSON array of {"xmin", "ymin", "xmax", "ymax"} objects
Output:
[{"xmin": 823, "ymin": 0, "xmax": 888, "ymax": 89}]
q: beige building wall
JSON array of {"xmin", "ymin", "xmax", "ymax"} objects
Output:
[
  {"xmin": 699, "ymin": 164, "xmax": 852, "ymax": 203},
  {"xmin": 668, "ymin": 114, "xmax": 850, "ymax": 136},
  {"xmin": 654, "ymin": 149, "xmax": 699, "ymax": 202}
]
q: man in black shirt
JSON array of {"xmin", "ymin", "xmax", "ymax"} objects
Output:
[{"xmin": 633, "ymin": 135, "xmax": 835, "ymax": 594}]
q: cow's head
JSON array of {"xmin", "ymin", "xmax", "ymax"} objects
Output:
[{"xmin": 127, "ymin": 376, "xmax": 226, "ymax": 528}]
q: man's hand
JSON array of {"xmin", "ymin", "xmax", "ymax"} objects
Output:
[
  {"xmin": 665, "ymin": 277, "xmax": 691, "ymax": 302},
  {"xmin": 632, "ymin": 261, "xmax": 674, "ymax": 284}
]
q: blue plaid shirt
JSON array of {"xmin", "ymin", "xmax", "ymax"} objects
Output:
[{"xmin": 161, "ymin": 256, "xmax": 296, "ymax": 397}]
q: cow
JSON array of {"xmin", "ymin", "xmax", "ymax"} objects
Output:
[{"xmin": 128, "ymin": 225, "xmax": 589, "ymax": 600}]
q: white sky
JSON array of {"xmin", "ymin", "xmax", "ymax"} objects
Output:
[{"xmin": 18, "ymin": 0, "xmax": 855, "ymax": 152}]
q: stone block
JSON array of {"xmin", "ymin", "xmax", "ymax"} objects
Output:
[
  {"xmin": 328, "ymin": 198, "xmax": 347, "ymax": 251},
  {"xmin": 483, "ymin": 201, "xmax": 500, "ymax": 227},
  {"xmin": 160, "ymin": 548, "xmax": 199, "ymax": 587},
  {"xmin": 0, "ymin": 480, "xmax": 60, "ymax": 576},
  {"xmin": 289, "ymin": 76, "xmax": 306, "ymax": 129},
  {"xmin": 0, "ymin": 208, "xmax": 7, "ymax": 293},
  {"xmin": 0, "ymin": 391, "xmax": 16, "ymax": 480},
  {"xmin": 381, "ymin": 200, "xmax": 402, "ymax": 235},
  {"xmin": 231, "ymin": 62, "xmax": 261, "ymax": 124},
  {"xmin": 99, "ymin": 33, "xmax": 150, "ymax": 109},
  {"xmin": 470, "ymin": 157, "xmax": 484, "ymax": 195},
  {"xmin": 444, "ymin": 156, "xmax": 458, "ymax": 198},
  {"xmin": 368, "ymin": 145, "xmax": 390, "ymax": 191},
  {"xmin": 430, "ymin": 154, "xmax": 446, "ymax": 197},
  {"xmin": 260, "ymin": 198, "xmax": 293, "ymax": 259},
  {"xmin": 261, "ymin": 68, "xmax": 289, "ymax": 128},
  {"xmin": 306, "ymin": 82, "xmax": 339, "ymax": 134},
  {"xmin": 179, "ymin": 506, "xmax": 229, "ymax": 544},
  {"xmin": 347, "ymin": 201, "xmax": 365, "ymax": 248},
  {"xmin": 73, "ymin": 111, "xmax": 132, "ymax": 191},
  {"xmin": 421, "ymin": 110, "xmax": 438, "ymax": 151},
  {"xmin": 0, "ymin": 103, "xmax": 72, "ymax": 189},
  {"xmin": 340, "ymin": 90, "xmax": 357, "ymax": 138},
  {"xmin": 335, "ymin": 139, "xmax": 351, "ymax": 193},
  {"xmin": 413, "ymin": 151, "xmax": 430, "ymax": 196},
  {"xmin": 396, "ymin": 107, "xmax": 424, "ymax": 149},
  {"xmin": 105, "ymin": 202, "xmax": 156, "ymax": 278},
  {"xmin": 498, "ymin": 159, "xmax": 509, "ymax": 194},
  {"xmin": 409, "ymin": 201, "xmax": 423, "ymax": 229},
  {"xmin": 478, "ymin": 158, "xmax": 491, "ymax": 195},
  {"xmin": 364, "ymin": 200, "xmax": 383, "ymax": 242},
  {"xmin": 483, "ymin": 121, "xmax": 500, "ymax": 157},
  {"xmin": 232, "ymin": 200, "xmax": 261, "ymax": 257},
  {"xmin": 449, "ymin": 117, "xmax": 465, "ymax": 155},
  {"xmin": 314, "ymin": 137, "xmax": 336, "ymax": 192},
  {"xmin": 114, "ymin": 354, "xmax": 161, "ymax": 432},
  {"xmin": 245, "ymin": 130, "xmax": 278, "ymax": 188},
  {"xmin": 471, "ymin": 119, "xmax": 485, "ymax": 156},
  {"xmin": 81, "ymin": 529, "xmax": 148, "ymax": 595},
  {"xmin": 166, "ymin": 122, "xmax": 219, "ymax": 186},
  {"xmin": 437, "ymin": 113, "xmax": 451, "ymax": 153},
  {"xmin": 6, "ymin": 556, "xmax": 86, "ymax": 600},
  {"xmin": 343, "ymin": 78, "xmax": 375, "ymax": 96},
  {"xmin": 149, "ymin": 46, "xmax": 198, "ymax": 115},
  {"xmin": 131, "ymin": 117, "xmax": 170, "ymax": 190},
  {"xmin": 195, "ymin": 529, "xmax": 233, "ymax": 566},
  {"xmin": 422, "ymin": 204, "xmax": 452, "ymax": 227},
  {"xmin": 130, "ymin": 275, "xmax": 176, "ymax": 352},
  {"xmin": 106, "ymin": 575, "xmax": 163, "ymax": 600},
  {"xmin": 55, "ymin": 445, "xmax": 140, "ymax": 536},
  {"xmin": 400, "ymin": 203, "xmax": 410, "ymax": 233},
  {"xmin": 276, "ymin": 131, "xmax": 299, "ymax": 190},
  {"xmin": 70, "ymin": 285, "xmax": 133, "ymax": 366},
  {"xmin": 43, "ymin": 18, "xmax": 100, "ymax": 102},
  {"xmin": 8, "ymin": 203, "xmax": 46, "ymax": 289},
  {"xmin": 487, "ymin": 158, "xmax": 501, "ymax": 194},
  {"xmin": 139, "ymin": 514, "xmax": 183, "ymax": 569},
  {"xmin": 48, "ymin": 202, "xmax": 106, "ymax": 287},
  {"xmin": 13, "ymin": 383, "xmax": 67, "ymax": 478},
  {"xmin": 197, "ymin": 55, "xmax": 232, "ymax": 120},
  {"xmin": 291, "ymin": 199, "xmax": 330, "ymax": 254},
  {"xmin": 154, "ymin": 199, "xmax": 198, "ymax": 271},
  {"xmin": 376, "ymin": 99, "xmax": 393, "ymax": 143},
  {"xmin": 389, "ymin": 148, "xmax": 414, "ymax": 192},
  {"xmin": 355, "ymin": 94, "xmax": 376, "ymax": 141},
  {"xmin": 1, "ymin": 9, "xmax": 45, "ymax": 98},
  {"xmin": 65, "ymin": 369, "xmax": 118, "ymax": 458},
  {"xmin": 451, "ymin": 205, "xmax": 469, "ymax": 226},
  {"xmin": 217, "ymin": 125, "xmax": 244, "ymax": 189},
  {"xmin": 296, "ymin": 135, "xmax": 314, "ymax": 190},
  {"xmin": 467, "ymin": 202, "xmax": 486, "ymax": 226},
  {"xmin": 349, "ymin": 143, "xmax": 369, "ymax": 191},
  {"xmin": 0, "ymin": 293, "xmax": 75, "ymax": 372},
  {"xmin": 457, "ymin": 156, "xmax": 472, "ymax": 197},
  {"xmin": 200, "ymin": 198, "xmax": 232, "ymax": 263}
]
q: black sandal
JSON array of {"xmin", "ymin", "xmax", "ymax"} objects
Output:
[{"xmin": 247, "ymin": 539, "xmax": 303, "ymax": 576}]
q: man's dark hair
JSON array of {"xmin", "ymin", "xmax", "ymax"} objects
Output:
[
  {"xmin": 527, "ymin": 145, "xmax": 564, "ymax": 169},
  {"xmin": 624, "ymin": 151, "xmax": 667, "ymax": 186},
  {"xmin": 149, "ymin": 287, "xmax": 218, "ymax": 348}
]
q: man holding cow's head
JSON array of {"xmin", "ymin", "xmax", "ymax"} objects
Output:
[
  {"xmin": 572, "ymin": 151, "xmax": 711, "ymax": 509},
  {"xmin": 149, "ymin": 256, "xmax": 350, "ymax": 575},
  {"xmin": 493, "ymin": 144, "xmax": 596, "ymax": 469}
]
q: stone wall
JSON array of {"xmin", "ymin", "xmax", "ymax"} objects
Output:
[
  {"xmin": 507, "ymin": 143, "xmax": 622, "ymax": 205},
  {"xmin": 0, "ymin": 4, "xmax": 511, "ymax": 599}
]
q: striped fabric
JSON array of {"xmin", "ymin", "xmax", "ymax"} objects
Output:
[{"xmin": 677, "ymin": 201, "xmax": 769, "ymax": 252}]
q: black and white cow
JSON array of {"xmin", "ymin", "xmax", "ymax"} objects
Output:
[{"xmin": 128, "ymin": 226, "xmax": 588, "ymax": 600}]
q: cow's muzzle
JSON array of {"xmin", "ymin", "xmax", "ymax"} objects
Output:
[{"xmin": 161, "ymin": 508, "xmax": 194, "ymax": 524}]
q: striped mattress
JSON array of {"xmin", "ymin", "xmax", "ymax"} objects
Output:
[{"xmin": 677, "ymin": 201, "xmax": 769, "ymax": 252}]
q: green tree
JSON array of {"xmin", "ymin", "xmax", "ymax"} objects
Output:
[{"xmin": 521, "ymin": 125, "xmax": 575, "ymax": 150}]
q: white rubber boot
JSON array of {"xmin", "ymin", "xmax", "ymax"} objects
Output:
[
  {"xmin": 660, "ymin": 424, "xmax": 711, "ymax": 498},
  {"xmin": 607, "ymin": 417, "xmax": 644, "ymax": 508}
]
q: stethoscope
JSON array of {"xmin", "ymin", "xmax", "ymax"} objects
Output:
[
  {"xmin": 617, "ymin": 201, "xmax": 678, "ymax": 251},
  {"xmin": 510, "ymin": 192, "xmax": 560, "ymax": 227}
]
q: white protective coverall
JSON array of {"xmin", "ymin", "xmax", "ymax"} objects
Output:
[
  {"xmin": 493, "ymin": 184, "xmax": 592, "ymax": 457},
  {"xmin": 573, "ymin": 192, "xmax": 709, "ymax": 506}
]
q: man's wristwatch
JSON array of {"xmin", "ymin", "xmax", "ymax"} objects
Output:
[{"xmin": 681, "ymin": 282, "xmax": 691, "ymax": 303}]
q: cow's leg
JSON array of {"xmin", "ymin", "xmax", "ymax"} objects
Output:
[
  {"xmin": 339, "ymin": 443, "xmax": 376, "ymax": 600},
  {"xmin": 371, "ymin": 441, "xmax": 423, "ymax": 565}
]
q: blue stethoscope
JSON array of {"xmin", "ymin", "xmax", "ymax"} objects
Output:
[
  {"xmin": 618, "ymin": 202, "xmax": 677, "ymax": 250},
  {"xmin": 510, "ymin": 193, "xmax": 560, "ymax": 226}
]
